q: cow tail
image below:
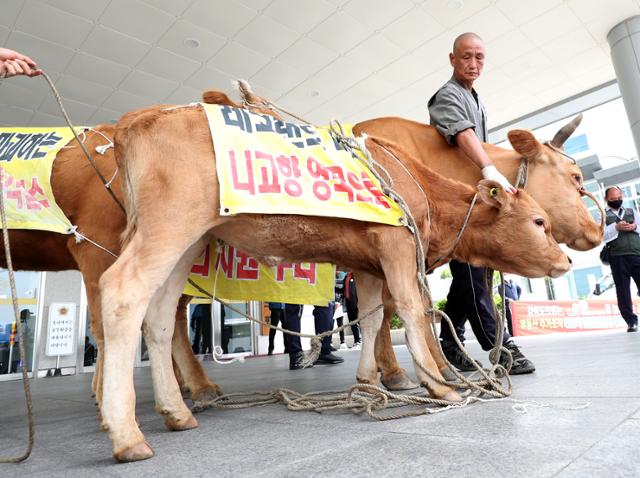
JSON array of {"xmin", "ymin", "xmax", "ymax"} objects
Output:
[{"xmin": 114, "ymin": 125, "xmax": 138, "ymax": 247}]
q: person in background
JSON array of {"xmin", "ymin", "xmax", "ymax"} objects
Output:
[
  {"xmin": 267, "ymin": 302, "xmax": 288, "ymax": 355},
  {"xmin": 83, "ymin": 336, "xmax": 96, "ymax": 367},
  {"xmin": 603, "ymin": 186, "xmax": 640, "ymax": 332},
  {"xmin": 281, "ymin": 303, "xmax": 344, "ymax": 370},
  {"xmin": 498, "ymin": 275, "xmax": 522, "ymax": 336},
  {"xmin": 336, "ymin": 271, "xmax": 361, "ymax": 350},
  {"xmin": 313, "ymin": 303, "xmax": 344, "ymax": 365},
  {"xmin": 190, "ymin": 303, "xmax": 212, "ymax": 355}
]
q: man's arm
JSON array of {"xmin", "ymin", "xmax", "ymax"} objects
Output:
[
  {"xmin": 429, "ymin": 86, "xmax": 515, "ymax": 192},
  {"xmin": 455, "ymin": 128, "xmax": 492, "ymax": 168},
  {"xmin": 456, "ymin": 128, "xmax": 516, "ymax": 192}
]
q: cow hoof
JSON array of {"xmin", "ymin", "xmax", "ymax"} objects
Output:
[
  {"xmin": 381, "ymin": 370, "xmax": 418, "ymax": 391},
  {"xmin": 114, "ymin": 441, "xmax": 155, "ymax": 463},
  {"xmin": 440, "ymin": 367, "xmax": 458, "ymax": 382},
  {"xmin": 356, "ymin": 376, "xmax": 376, "ymax": 385},
  {"xmin": 164, "ymin": 413, "xmax": 198, "ymax": 431},
  {"xmin": 442, "ymin": 390, "xmax": 463, "ymax": 403},
  {"xmin": 191, "ymin": 385, "xmax": 224, "ymax": 413}
]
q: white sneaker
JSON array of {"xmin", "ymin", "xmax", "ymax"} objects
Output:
[
  {"xmin": 339, "ymin": 343, "xmax": 348, "ymax": 350},
  {"xmin": 351, "ymin": 341, "xmax": 362, "ymax": 350}
]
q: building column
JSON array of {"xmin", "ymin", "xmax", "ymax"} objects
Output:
[{"xmin": 609, "ymin": 16, "xmax": 640, "ymax": 157}]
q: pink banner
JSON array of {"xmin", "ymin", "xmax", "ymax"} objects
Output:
[{"xmin": 512, "ymin": 299, "xmax": 631, "ymax": 336}]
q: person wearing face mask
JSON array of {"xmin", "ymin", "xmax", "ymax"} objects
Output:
[
  {"xmin": 603, "ymin": 186, "xmax": 640, "ymax": 332},
  {"xmin": 428, "ymin": 32, "xmax": 534, "ymax": 375}
]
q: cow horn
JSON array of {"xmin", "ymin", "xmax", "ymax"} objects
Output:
[
  {"xmin": 234, "ymin": 79, "xmax": 268, "ymax": 107},
  {"xmin": 550, "ymin": 114, "xmax": 583, "ymax": 148}
]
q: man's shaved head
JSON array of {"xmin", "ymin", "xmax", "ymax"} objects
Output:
[
  {"xmin": 453, "ymin": 32, "xmax": 484, "ymax": 53},
  {"xmin": 449, "ymin": 32, "xmax": 485, "ymax": 89}
]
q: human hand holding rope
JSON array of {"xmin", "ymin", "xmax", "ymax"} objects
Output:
[{"xmin": 0, "ymin": 47, "xmax": 42, "ymax": 79}]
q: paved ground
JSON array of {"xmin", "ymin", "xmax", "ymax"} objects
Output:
[{"xmin": 0, "ymin": 329, "xmax": 639, "ymax": 477}]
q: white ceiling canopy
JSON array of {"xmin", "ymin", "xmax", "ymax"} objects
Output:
[{"xmin": 0, "ymin": 0, "xmax": 637, "ymax": 129}]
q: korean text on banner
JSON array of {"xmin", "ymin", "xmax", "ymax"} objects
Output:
[
  {"xmin": 183, "ymin": 243, "xmax": 335, "ymax": 306},
  {"xmin": 512, "ymin": 299, "xmax": 630, "ymax": 336},
  {"xmin": 0, "ymin": 127, "xmax": 77, "ymax": 233},
  {"xmin": 202, "ymin": 103, "xmax": 404, "ymax": 226}
]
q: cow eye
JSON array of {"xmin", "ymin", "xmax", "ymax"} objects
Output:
[{"xmin": 534, "ymin": 218, "xmax": 545, "ymax": 227}]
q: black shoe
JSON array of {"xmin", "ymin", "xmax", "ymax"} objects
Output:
[
  {"xmin": 289, "ymin": 352, "xmax": 312, "ymax": 370},
  {"xmin": 628, "ymin": 324, "xmax": 638, "ymax": 332},
  {"xmin": 441, "ymin": 341, "xmax": 482, "ymax": 372},
  {"xmin": 329, "ymin": 345, "xmax": 339, "ymax": 352},
  {"xmin": 314, "ymin": 352, "xmax": 344, "ymax": 365},
  {"xmin": 268, "ymin": 349, "xmax": 273, "ymax": 356},
  {"xmin": 502, "ymin": 341, "xmax": 535, "ymax": 375}
]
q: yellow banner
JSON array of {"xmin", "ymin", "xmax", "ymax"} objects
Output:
[
  {"xmin": 203, "ymin": 103, "xmax": 404, "ymax": 226},
  {"xmin": 183, "ymin": 243, "xmax": 335, "ymax": 306},
  {"xmin": 0, "ymin": 127, "xmax": 76, "ymax": 234}
]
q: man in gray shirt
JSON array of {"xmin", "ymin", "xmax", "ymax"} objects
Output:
[{"xmin": 428, "ymin": 32, "xmax": 535, "ymax": 375}]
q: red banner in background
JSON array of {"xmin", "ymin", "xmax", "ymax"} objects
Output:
[{"xmin": 512, "ymin": 299, "xmax": 631, "ymax": 336}]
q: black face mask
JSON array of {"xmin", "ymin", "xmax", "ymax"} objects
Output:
[{"xmin": 607, "ymin": 199, "xmax": 623, "ymax": 209}]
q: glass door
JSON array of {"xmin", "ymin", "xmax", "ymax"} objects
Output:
[
  {"xmin": 0, "ymin": 271, "xmax": 41, "ymax": 380},
  {"xmin": 215, "ymin": 300, "xmax": 254, "ymax": 358}
]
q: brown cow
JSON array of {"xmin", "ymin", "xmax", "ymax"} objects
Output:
[
  {"xmin": 0, "ymin": 98, "xmax": 597, "ymax": 408},
  {"xmin": 352, "ymin": 116, "xmax": 603, "ymax": 389},
  {"xmin": 97, "ymin": 103, "xmax": 570, "ymax": 461}
]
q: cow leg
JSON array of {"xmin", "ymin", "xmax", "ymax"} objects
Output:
[
  {"xmin": 422, "ymin": 311, "xmax": 458, "ymax": 382},
  {"xmin": 85, "ymin": 279, "xmax": 105, "ymax": 418},
  {"xmin": 376, "ymin": 311, "xmax": 418, "ymax": 391},
  {"xmin": 171, "ymin": 295, "xmax": 223, "ymax": 408},
  {"xmin": 376, "ymin": 285, "xmax": 417, "ymax": 390},
  {"xmin": 100, "ymin": 229, "xmax": 206, "ymax": 462},
  {"xmin": 379, "ymin": 247, "xmax": 460, "ymax": 401},
  {"xmin": 67, "ymin": 243, "xmax": 115, "ymax": 420},
  {"xmin": 354, "ymin": 272, "xmax": 384, "ymax": 385},
  {"xmin": 142, "ymin": 243, "xmax": 206, "ymax": 432}
]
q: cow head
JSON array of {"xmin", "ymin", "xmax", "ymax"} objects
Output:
[
  {"xmin": 459, "ymin": 180, "xmax": 571, "ymax": 278},
  {"xmin": 507, "ymin": 115, "xmax": 603, "ymax": 251}
]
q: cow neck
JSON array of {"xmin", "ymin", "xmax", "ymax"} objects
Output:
[{"xmin": 365, "ymin": 137, "xmax": 478, "ymax": 272}]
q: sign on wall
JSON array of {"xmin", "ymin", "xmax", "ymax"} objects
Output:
[
  {"xmin": 45, "ymin": 302, "xmax": 77, "ymax": 356},
  {"xmin": 512, "ymin": 299, "xmax": 630, "ymax": 336}
]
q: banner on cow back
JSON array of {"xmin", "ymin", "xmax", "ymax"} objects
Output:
[
  {"xmin": 183, "ymin": 243, "xmax": 335, "ymax": 306},
  {"xmin": 202, "ymin": 103, "xmax": 404, "ymax": 226},
  {"xmin": 0, "ymin": 127, "xmax": 77, "ymax": 234}
]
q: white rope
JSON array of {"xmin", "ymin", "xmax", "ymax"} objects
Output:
[
  {"xmin": 209, "ymin": 242, "xmax": 244, "ymax": 365},
  {"xmin": 60, "ymin": 129, "xmax": 86, "ymax": 148},
  {"xmin": 66, "ymin": 225, "xmax": 118, "ymax": 258},
  {"xmin": 163, "ymin": 102, "xmax": 200, "ymax": 111},
  {"xmin": 104, "ymin": 165, "xmax": 119, "ymax": 189}
]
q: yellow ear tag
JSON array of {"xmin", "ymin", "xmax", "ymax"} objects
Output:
[{"xmin": 489, "ymin": 187, "xmax": 498, "ymax": 197}]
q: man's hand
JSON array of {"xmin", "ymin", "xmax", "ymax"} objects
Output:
[
  {"xmin": 0, "ymin": 47, "xmax": 41, "ymax": 78},
  {"xmin": 455, "ymin": 128, "xmax": 516, "ymax": 193},
  {"xmin": 616, "ymin": 221, "xmax": 637, "ymax": 232},
  {"xmin": 481, "ymin": 165, "xmax": 516, "ymax": 193}
]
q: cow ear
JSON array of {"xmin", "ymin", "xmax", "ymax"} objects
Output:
[
  {"xmin": 477, "ymin": 179, "xmax": 513, "ymax": 209},
  {"xmin": 507, "ymin": 129, "xmax": 544, "ymax": 159},
  {"xmin": 202, "ymin": 90, "xmax": 239, "ymax": 107}
]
